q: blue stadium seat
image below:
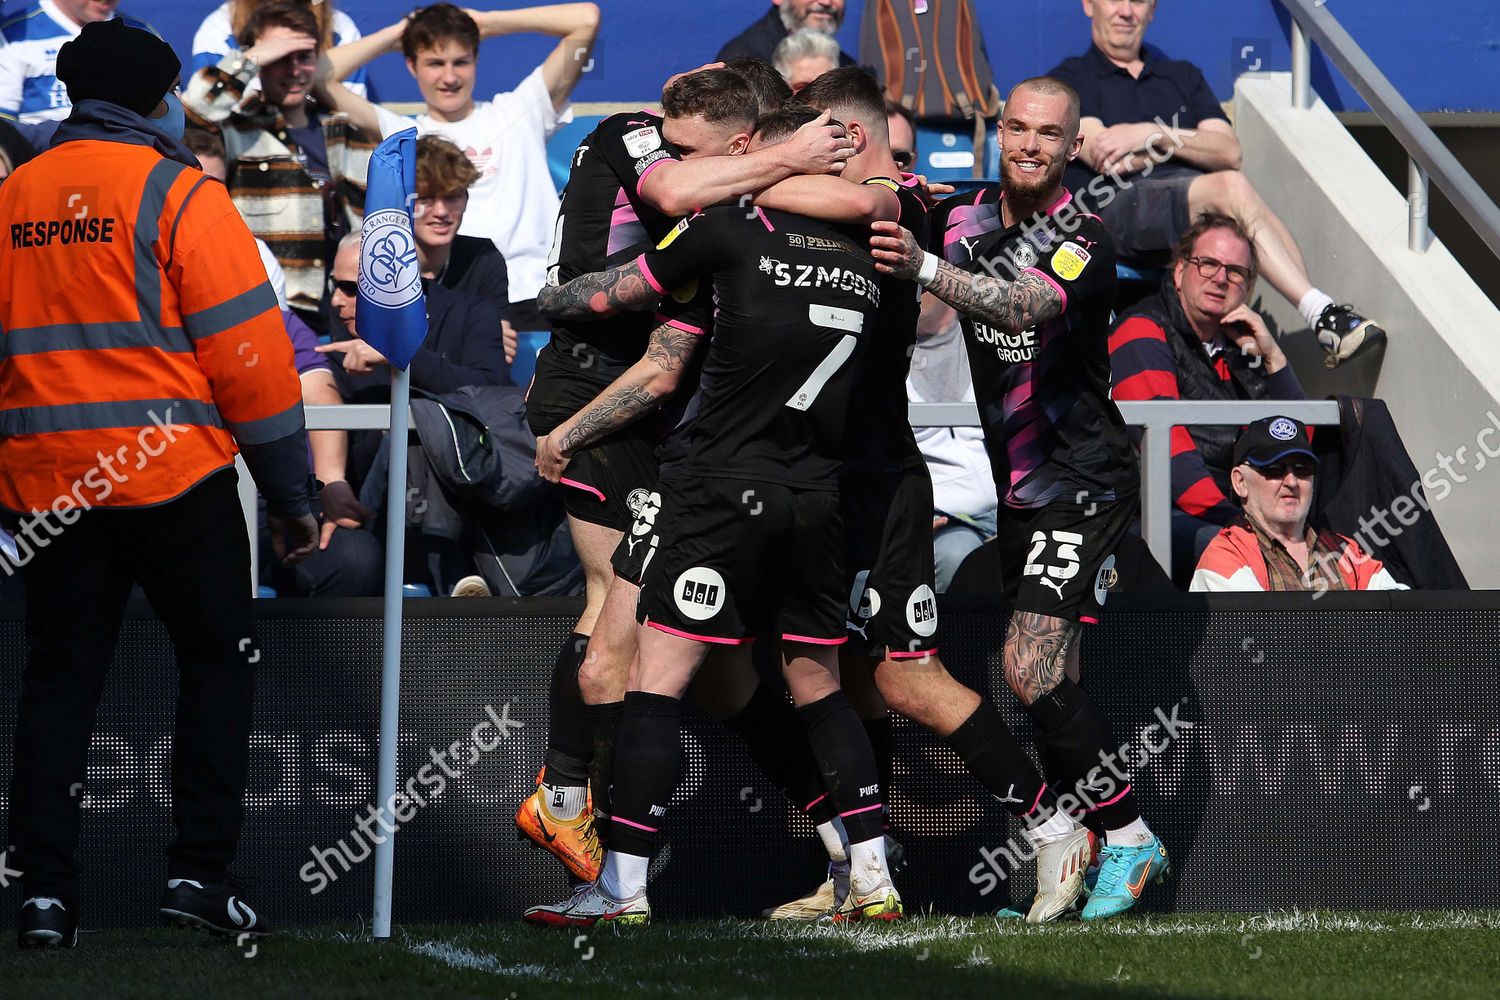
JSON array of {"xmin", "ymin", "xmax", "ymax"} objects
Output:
[
  {"xmin": 510, "ymin": 329, "xmax": 551, "ymax": 389},
  {"xmin": 914, "ymin": 120, "xmax": 999, "ymax": 183},
  {"xmin": 403, "ymin": 583, "xmax": 434, "ymax": 598},
  {"xmin": 1116, "ymin": 262, "xmax": 1164, "ymax": 283},
  {"xmin": 256, "ymin": 585, "xmax": 278, "ymax": 599}
]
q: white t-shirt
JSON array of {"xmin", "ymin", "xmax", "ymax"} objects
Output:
[
  {"xmin": 256, "ymin": 237, "xmax": 289, "ymax": 311},
  {"xmin": 374, "ymin": 65, "xmax": 570, "ymax": 303},
  {"xmin": 191, "ymin": 2, "xmax": 368, "ymax": 98}
]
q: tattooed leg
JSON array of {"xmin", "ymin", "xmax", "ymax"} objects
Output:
[{"xmin": 1003, "ymin": 611, "xmax": 1078, "ymax": 706}]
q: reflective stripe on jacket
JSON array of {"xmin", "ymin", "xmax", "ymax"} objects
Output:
[{"xmin": 0, "ymin": 137, "xmax": 303, "ymax": 511}]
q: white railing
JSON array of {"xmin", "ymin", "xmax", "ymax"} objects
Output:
[
  {"xmin": 1284, "ymin": 0, "xmax": 1500, "ymax": 257},
  {"xmin": 240, "ymin": 400, "xmax": 1340, "ymax": 594}
]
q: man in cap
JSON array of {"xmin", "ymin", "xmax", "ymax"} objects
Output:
[
  {"xmin": 0, "ymin": 17, "xmax": 317, "ymax": 948},
  {"xmin": 1190, "ymin": 417, "xmax": 1409, "ymax": 592}
]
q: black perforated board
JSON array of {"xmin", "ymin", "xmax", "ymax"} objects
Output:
[{"xmin": 0, "ymin": 593, "xmax": 1494, "ymax": 928}]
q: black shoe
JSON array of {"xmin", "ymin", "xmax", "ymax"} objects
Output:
[
  {"xmin": 1315, "ymin": 303, "xmax": 1386, "ymax": 369},
  {"xmin": 18, "ymin": 896, "xmax": 77, "ymax": 949},
  {"xmin": 159, "ymin": 878, "xmax": 273, "ymax": 938}
]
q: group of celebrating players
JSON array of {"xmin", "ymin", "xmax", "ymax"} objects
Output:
[{"xmin": 512, "ymin": 57, "xmax": 1168, "ymax": 927}]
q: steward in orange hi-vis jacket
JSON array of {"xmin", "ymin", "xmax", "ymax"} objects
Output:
[
  {"xmin": 0, "ymin": 19, "xmax": 316, "ymax": 950},
  {"xmin": 0, "ymin": 94, "xmax": 304, "ymax": 514}
]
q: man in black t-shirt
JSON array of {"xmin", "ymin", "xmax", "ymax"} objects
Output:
[
  {"xmin": 872, "ymin": 76, "xmax": 1167, "ymax": 921},
  {"xmin": 525, "ymin": 105, "xmax": 902, "ymax": 928},
  {"xmin": 517, "ymin": 66, "xmax": 855, "ymax": 887}
]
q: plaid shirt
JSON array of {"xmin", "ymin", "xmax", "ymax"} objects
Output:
[
  {"xmin": 1245, "ymin": 515, "xmax": 1350, "ymax": 593},
  {"xmin": 184, "ymin": 52, "xmax": 375, "ymax": 314}
]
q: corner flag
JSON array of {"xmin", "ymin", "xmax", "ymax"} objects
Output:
[{"xmin": 359, "ymin": 128, "xmax": 427, "ymax": 370}]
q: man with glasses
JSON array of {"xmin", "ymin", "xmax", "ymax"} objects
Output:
[
  {"xmin": 886, "ymin": 99, "xmax": 916, "ymax": 173},
  {"xmin": 1191, "ymin": 417, "xmax": 1408, "ymax": 592},
  {"xmin": 1109, "ymin": 212, "xmax": 1306, "ymax": 583},
  {"xmin": 1049, "ymin": 0, "xmax": 1383, "ymax": 367}
]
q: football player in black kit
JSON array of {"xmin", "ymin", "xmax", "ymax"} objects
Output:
[
  {"xmin": 871, "ymin": 76, "xmax": 1168, "ymax": 920},
  {"xmin": 749, "ymin": 67, "xmax": 1102, "ymax": 925},
  {"xmin": 517, "ymin": 65, "xmax": 854, "ymax": 882},
  {"xmin": 524, "ymin": 104, "xmax": 902, "ymax": 927}
]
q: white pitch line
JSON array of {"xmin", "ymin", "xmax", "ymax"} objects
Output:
[{"xmin": 407, "ymin": 938, "xmax": 554, "ymax": 979}]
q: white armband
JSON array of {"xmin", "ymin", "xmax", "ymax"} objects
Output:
[{"xmin": 915, "ymin": 251, "xmax": 940, "ymax": 287}]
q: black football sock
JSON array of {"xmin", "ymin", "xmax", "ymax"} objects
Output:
[
  {"xmin": 797, "ymin": 691, "xmax": 885, "ymax": 845},
  {"xmin": 722, "ymin": 682, "xmax": 830, "ymax": 814},
  {"xmin": 541, "ymin": 631, "xmax": 592, "ymax": 791},
  {"xmin": 944, "ymin": 700, "xmax": 1057, "ymax": 819},
  {"xmin": 583, "ymin": 699, "xmax": 623, "ymax": 824},
  {"xmin": 862, "ymin": 715, "xmax": 895, "ymax": 828},
  {"xmin": 1023, "ymin": 678, "xmax": 1140, "ymax": 831},
  {"xmin": 606, "ymin": 692, "xmax": 682, "ymax": 859}
]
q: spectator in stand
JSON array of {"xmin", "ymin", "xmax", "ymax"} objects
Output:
[
  {"xmin": 773, "ymin": 27, "xmax": 840, "ymax": 94},
  {"xmin": 0, "ymin": 116, "xmax": 38, "ymax": 178},
  {"xmin": 319, "ymin": 233, "xmax": 511, "ymax": 403},
  {"xmin": 186, "ymin": 127, "xmax": 380, "ymax": 597},
  {"xmin": 318, "ymin": 232, "xmax": 513, "ymax": 593},
  {"xmin": 1191, "ymin": 417, "xmax": 1408, "ymax": 592},
  {"xmin": 718, "ymin": 1, "xmax": 854, "ymax": 66},
  {"xmin": 886, "ymin": 98, "xmax": 916, "ymax": 173},
  {"xmin": 723, "ymin": 55, "xmax": 794, "ymax": 113},
  {"xmin": 1109, "ymin": 212, "xmax": 1305, "ymax": 583},
  {"xmin": 0, "ymin": 0, "xmax": 157, "ymax": 123},
  {"xmin": 183, "ymin": 127, "xmax": 292, "ymax": 311},
  {"xmin": 416, "ymin": 134, "xmax": 518, "ymax": 363},
  {"xmin": 907, "ymin": 294, "xmax": 998, "ymax": 592},
  {"xmin": 1048, "ymin": 0, "xmax": 1383, "ymax": 368},
  {"xmin": 184, "ymin": 0, "xmax": 376, "ymax": 334},
  {"xmin": 318, "ymin": 2, "xmax": 600, "ymax": 335},
  {"xmin": 192, "ymin": 0, "xmax": 371, "ymax": 98}
]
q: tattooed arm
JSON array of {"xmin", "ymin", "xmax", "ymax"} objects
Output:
[
  {"xmin": 534, "ymin": 322, "xmax": 704, "ymax": 482},
  {"xmin": 1002, "ymin": 611, "xmax": 1081, "ymax": 705},
  {"xmin": 535, "ymin": 259, "xmax": 660, "ymax": 323},
  {"xmin": 869, "ymin": 221, "xmax": 1064, "ymax": 333}
]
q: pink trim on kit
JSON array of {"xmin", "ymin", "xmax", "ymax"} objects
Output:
[
  {"xmin": 559, "ymin": 478, "xmax": 605, "ymax": 502},
  {"xmin": 1083, "ymin": 784, "xmax": 1132, "ymax": 812},
  {"xmin": 782, "ymin": 633, "xmax": 847, "ymax": 646},
  {"xmin": 1023, "ymin": 266, "xmax": 1069, "ymax": 313},
  {"xmin": 636, "ymin": 253, "xmax": 666, "ymax": 294},
  {"xmin": 645, "ymin": 619, "xmax": 752, "ymax": 646}
]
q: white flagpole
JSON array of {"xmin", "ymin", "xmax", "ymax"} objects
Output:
[{"xmin": 372, "ymin": 364, "xmax": 411, "ymax": 940}]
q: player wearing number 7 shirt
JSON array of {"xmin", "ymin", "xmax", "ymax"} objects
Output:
[
  {"xmin": 524, "ymin": 103, "xmax": 902, "ymax": 927},
  {"xmin": 871, "ymin": 76, "xmax": 1168, "ymax": 920}
]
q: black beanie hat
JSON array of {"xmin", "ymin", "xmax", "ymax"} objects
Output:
[{"xmin": 57, "ymin": 18, "xmax": 181, "ymax": 117}]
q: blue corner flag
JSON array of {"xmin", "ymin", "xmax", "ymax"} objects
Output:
[{"xmin": 358, "ymin": 128, "xmax": 427, "ymax": 371}]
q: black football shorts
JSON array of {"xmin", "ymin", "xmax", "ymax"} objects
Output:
[
  {"xmin": 636, "ymin": 475, "xmax": 846, "ymax": 645},
  {"xmin": 841, "ymin": 470, "xmax": 940, "ymax": 660},
  {"xmin": 994, "ymin": 492, "xmax": 1135, "ymax": 622}
]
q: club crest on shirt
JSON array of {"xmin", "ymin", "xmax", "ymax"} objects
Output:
[{"xmin": 1010, "ymin": 241, "xmax": 1038, "ymax": 269}]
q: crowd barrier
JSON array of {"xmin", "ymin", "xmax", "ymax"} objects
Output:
[{"xmin": 1, "ymin": 591, "xmax": 1494, "ymax": 928}]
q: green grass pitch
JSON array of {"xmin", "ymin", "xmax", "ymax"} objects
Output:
[{"xmin": 3, "ymin": 911, "xmax": 1497, "ymax": 999}]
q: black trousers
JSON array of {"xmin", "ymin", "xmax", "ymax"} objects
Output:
[{"xmin": 8, "ymin": 468, "xmax": 256, "ymax": 906}]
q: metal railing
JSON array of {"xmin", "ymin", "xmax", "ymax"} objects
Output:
[
  {"xmin": 1284, "ymin": 0, "xmax": 1500, "ymax": 257},
  {"xmin": 240, "ymin": 400, "xmax": 1340, "ymax": 594}
]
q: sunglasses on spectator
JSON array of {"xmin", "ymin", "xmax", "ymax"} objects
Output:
[
  {"xmin": 1186, "ymin": 255, "xmax": 1253, "ymax": 285},
  {"xmin": 893, "ymin": 149, "xmax": 915, "ymax": 170},
  {"xmin": 1251, "ymin": 460, "xmax": 1316, "ymax": 480},
  {"xmin": 330, "ymin": 279, "xmax": 359, "ymax": 297}
]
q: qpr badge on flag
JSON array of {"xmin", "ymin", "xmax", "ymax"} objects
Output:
[{"xmin": 357, "ymin": 128, "xmax": 428, "ymax": 370}]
